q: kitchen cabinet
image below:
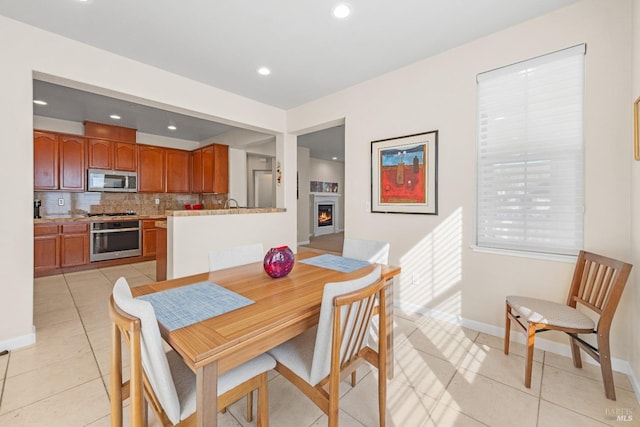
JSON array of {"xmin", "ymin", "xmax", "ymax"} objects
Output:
[
  {"xmin": 190, "ymin": 148, "xmax": 203, "ymax": 193},
  {"xmin": 155, "ymin": 225, "xmax": 167, "ymax": 281},
  {"xmin": 34, "ymin": 131, "xmax": 58, "ymax": 190},
  {"xmin": 114, "ymin": 141, "xmax": 137, "ymax": 171},
  {"xmin": 34, "ymin": 224, "xmax": 60, "ymax": 273},
  {"xmin": 34, "ymin": 131, "xmax": 86, "ymax": 191},
  {"xmin": 88, "ymin": 138, "xmax": 137, "ymax": 171},
  {"xmin": 60, "ymin": 223, "xmax": 89, "ymax": 267},
  {"xmin": 165, "ymin": 148, "xmax": 190, "ymax": 193},
  {"xmin": 34, "ymin": 222, "xmax": 89, "ymax": 274},
  {"xmin": 191, "ymin": 143, "xmax": 228, "ymax": 194},
  {"xmin": 142, "ymin": 220, "xmax": 157, "ymax": 257},
  {"xmin": 84, "ymin": 121, "xmax": 136, "ymax": 143},
  {"xmin": 137, "ymin": 144, "xmax": 165, "ymax": 192}
]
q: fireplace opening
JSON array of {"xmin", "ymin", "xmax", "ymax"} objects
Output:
[{"xmin": 318, "ymin": 204, "xmax": 333, "ymax": 227}]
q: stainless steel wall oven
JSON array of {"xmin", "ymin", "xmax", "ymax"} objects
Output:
[{"xmin": 90, "ymin": 220, "xmax": 141, "ymax": 262}]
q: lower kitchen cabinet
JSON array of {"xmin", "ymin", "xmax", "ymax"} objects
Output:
[
  {"xmin": 34, "ymin": 222, "xmax": 89, "ymax": 274},
  {"xmin": 34, "ymin": 224, "xmax": 60, "ymax": 273},
  {"xmin": 142, "ymin": 220, "xmax": 157, "ymax": 256},
  {"xmin": 60, "ymin": 223, "xmax": 89, "ymax": 267}
]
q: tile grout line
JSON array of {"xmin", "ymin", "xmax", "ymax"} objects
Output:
[
  {"xmin": 63, "ymin": 270, "xmax": 113, "ymax": 398},
  {"xmin": 0, "ymin": 351, "xmax": 10, "ymax": 411},
  {"xmin": 536, "ymin": 351, "xmax": 545, "ymax": 427}
]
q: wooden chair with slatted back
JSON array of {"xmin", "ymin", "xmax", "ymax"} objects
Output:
[
  {"xmin": 109, "ymin": 277, "xmax": 275, "ymax": 427},
  {"xmin": 268, "ymin": 266, "xmax": 387, "ymax": 427},
  {"xmin": 504, "ymin": 250, "xmax": 632, "ymax": 400}
]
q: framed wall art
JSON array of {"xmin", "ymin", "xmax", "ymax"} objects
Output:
[{"xmin": 371, "ymin": 130, "xmax": 438, "ymax": 214}]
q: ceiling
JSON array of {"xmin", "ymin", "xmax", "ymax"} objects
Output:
[{"xmin": 2, "ymin": 0, "xmax": 578, "ymax": 160}]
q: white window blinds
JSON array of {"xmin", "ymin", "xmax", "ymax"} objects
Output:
[{"xmin": 476, "ymin": 45, "xmax": 585, "ymax": 256}]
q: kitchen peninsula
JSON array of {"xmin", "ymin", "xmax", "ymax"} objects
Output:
[{"xmin": 162, "ymin": 207, "xmax": 291, "ymax": 279}]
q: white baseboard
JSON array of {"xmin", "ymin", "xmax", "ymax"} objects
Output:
[
  {"xmin": 0, "ymin": 325, "xmax": 36, "ymax": 351},
  {"xmin": 297, "ymin": 240, "xmax": 310, "ymax": 246},
  {"xmin": 396, "ymin": 300, "xmax": 640, "ymax": 402}
]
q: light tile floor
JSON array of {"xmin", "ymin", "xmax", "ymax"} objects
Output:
[{"xmin": 0, "ymin": 261, "xmax": 638, "ymax": 426}]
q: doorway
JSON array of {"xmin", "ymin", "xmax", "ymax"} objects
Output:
[
  {"xmin": 296, "ymin": 124, "xmax": 345, "ymax": 247},
  {"xmin": 254, "ymin": 170, "xmax": 273, "ymax": 208}
]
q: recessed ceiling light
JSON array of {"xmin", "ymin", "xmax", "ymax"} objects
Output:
[
  {"xmin": 33, "ymin": 100, "xmax": 47, "ymax": 106},
  {"xmin": 333, "ymin": 3, "xmax": 351, "ymax": 19},
  {"xmin": 167, "ymin": 125, "xmax": 177, "ymax": 131},
  {"xmin": 110, "ymin": 114, "xmax": 121, "ymax": 120},
  {"xmin": 332, "ymin": 156, "xmax": 338, "ymax": 161},
  {"xmin": 257, "ymin": 66, "xmax": 271, "ymax": 76}
]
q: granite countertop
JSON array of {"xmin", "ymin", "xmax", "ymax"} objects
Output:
[
  {"xmin": 34, "ymin": 207, "xmax": 285, "ymax": 223},
  {"xmin": 166, "ymin": 207, "xmax": 286, "ymax": 217},
  {"xmin": 34, "ymin": 214, "xmax": 167, "ymax": 224}
]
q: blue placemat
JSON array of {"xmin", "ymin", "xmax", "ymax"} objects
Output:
[
  {"xmin": 299, "ymin": 254, "xmax": 371, "ymax": 273},
  {"xmin": 137, "ymin": 281, "xmax": 254, "ymax": 331}
]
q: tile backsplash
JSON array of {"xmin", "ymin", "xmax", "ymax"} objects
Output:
[{"xmin": 34, "ymin": 191, "xmax": 228, "ymax": 217}]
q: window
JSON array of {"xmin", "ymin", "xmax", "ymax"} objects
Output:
[{"xmin": 476, "ymin": 45, "xmax": 585, "ymax": 256}]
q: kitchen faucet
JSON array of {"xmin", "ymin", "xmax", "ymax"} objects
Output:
[{"xmin": 224, "ymin": 198, "xmax": 238, "ymax": 209}]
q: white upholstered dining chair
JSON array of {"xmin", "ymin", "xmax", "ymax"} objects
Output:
[
  {"xmin": 342, "ymin": 237, "xmax": 390, "ymax": 386},
  {"xmin": 209, "ymin": 243, "xmax": 264, "ymax": 271},
  {"xmin": 342, "ymin": 237, "xmax": 390, "ymax": 264},
  {"xmin": 268, "ymin": 266, "xmax": 387, "ymax": 427},
  {"xmin": 109, "ymin": 277, "xmax": 276, "ymax": 426}
]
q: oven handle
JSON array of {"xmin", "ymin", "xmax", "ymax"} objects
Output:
[{"xmin": 91, "ymin": 227, "xmax": 140, "ymax": 234}]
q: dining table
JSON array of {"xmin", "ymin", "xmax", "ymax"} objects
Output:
[{"xmin": 131, "ymin": 251, "xmax": 401, "ymax": 427}]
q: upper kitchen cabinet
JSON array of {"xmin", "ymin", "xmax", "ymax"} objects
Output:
[
  {"xmin": 85, "ymin": 121, "xmax": 137, "ymax": 172},
  {"xmin": 84, "ymin": 121, "xmax": 136, "ymax": 142},
  {"xmin": 87, "ymin": 139, "xmax": 137, "ymax": 172},
  {"xmin": 165, "ymin": 148, "xmax": 190, "ymax": 193},
  {"xmin": 192, "ymin": 143, "xmax": 229, "ymax": 194},
  {"xmin": 137, "ymin": 144, "xmax": 165, "ymax": 192},
  {"xmin": 34, "ymin": 130, "xmax": 86, "ymax": 191}
]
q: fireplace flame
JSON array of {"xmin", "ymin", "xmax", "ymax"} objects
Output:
[{"xmin": 318, "ymin": 211, "xmax": 332, "ymax": 224}]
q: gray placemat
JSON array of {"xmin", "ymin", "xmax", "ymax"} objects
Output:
[
  {"xmin": 137, "ymin": 281, "xmax": 254, "ymax": 331},
  {"xmin": 299, "ymin": 254, "xmax": 371, "ymax": 273}
]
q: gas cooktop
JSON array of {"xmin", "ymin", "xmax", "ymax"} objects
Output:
[{"xmin": 86, "ymin": 211, "xmax": 137, "ymax": 217}]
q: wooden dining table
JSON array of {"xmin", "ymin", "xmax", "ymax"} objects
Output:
[{"xmin": 131, "ymin": 251, "xmax": 401, "ymax": 427}]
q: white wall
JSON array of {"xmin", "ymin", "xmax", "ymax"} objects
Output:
[
  {"xmin": 288, "ymin": 0, "xmax": 635, "ymax": 368},
  {"xmin": 630, "ymin": 0, "xmax": 640, "ymax": 387},
  {"xmin": 297, "ymin": 147, "xmax": 311, "ymax": 243},
  {"xmin": 0, "ymin": 15, "xmax": 289, "ymax": 349},
  {"xmin": 228, "ymin": 148, "xmax": 248, "ymax": 206},
  {"xmin": 168, "ymin": 212, "xmax": 294, "ymax": 278}
]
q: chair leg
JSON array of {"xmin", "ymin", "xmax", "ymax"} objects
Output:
[
  {"xmin": 524, "ymin": 323, "xmax": 536, "ymax": 388},
  {"xmin": 110, "ymin": 324, "xmax": 123, "ymax": 427},
  {"xmin": 598, "ymin": 334, "xmax": 617, "ymax": 401},
  {"xmin": 246, "ymin": 391, "xmax": 254, "ymax": 423},
  {"xmin": 379, "ymin": 365, "xmax": 387, "ymax": 427},
  {"xmin": 569, "ymin": 335, "xmax": 583, "ymax": 369},
  {"xmin": 257, "ymin": 374, "xmax": 269, "ymax": 427},
  {"xmin": 504, "ymin": 303, "xmax": 511, "ymax": 355},
  {"xmin": 350, "ymin": 371, "xmax": 356, "ymax": 387}
]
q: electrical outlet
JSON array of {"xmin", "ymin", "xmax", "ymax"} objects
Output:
[
  {"xmin": 57, "ymin": 198, "xmax": 64, "ymax": 206},
  {"xmin": 155, "ymin": 198, "xmax": 160, "ymax": 205}
]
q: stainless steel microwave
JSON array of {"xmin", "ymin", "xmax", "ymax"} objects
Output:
[{"xmin": 87, "ymin": 168, "xmax": 137, "ymax": 192}]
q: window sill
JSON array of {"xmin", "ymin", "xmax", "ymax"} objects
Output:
[{"xmin": 470, "ymin": 245, "xmax": 577, "ymax": 264}]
